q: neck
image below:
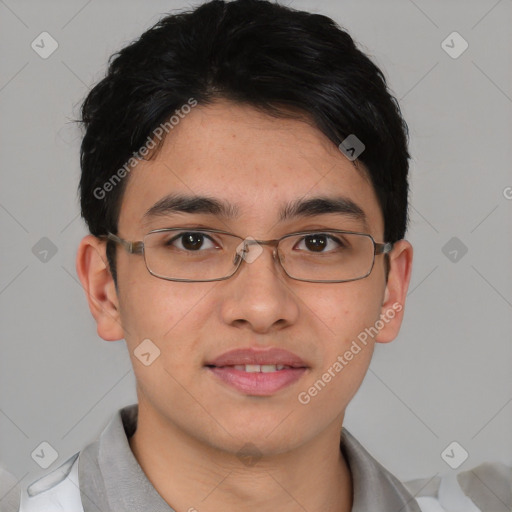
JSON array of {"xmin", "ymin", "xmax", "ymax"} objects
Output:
[{"xmin": 129, "ymin": 400, "xmax": 353, "ymax": 512}]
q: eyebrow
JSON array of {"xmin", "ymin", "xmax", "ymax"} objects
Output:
[{"xmin": 143, "ymin": 193, "xmax": 368, "ymax": 227}]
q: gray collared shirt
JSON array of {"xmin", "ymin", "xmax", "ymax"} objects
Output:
[{"xmin": 77, "ymin": 403, "xmax": 421, "ymax": 512}]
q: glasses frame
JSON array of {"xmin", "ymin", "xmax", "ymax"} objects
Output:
[{"xmin": 103, "ymin": 227, "xmax": 393, "ymax": 283}]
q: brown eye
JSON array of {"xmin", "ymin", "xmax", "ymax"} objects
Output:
[
  {"xmin": 165, "ymin": 232, "xmax": 217, "ymax": 251},
  {"xmin": 297, "ymin": 234, "xmax": 345, "ymax": 253}
]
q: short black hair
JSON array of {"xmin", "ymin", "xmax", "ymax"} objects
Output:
[{"xmin": 79, "ymin": 0, "xmax": 410, "ymax": 285}]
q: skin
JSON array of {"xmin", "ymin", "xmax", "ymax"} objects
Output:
[{"xmin": 76, "ymin": 99, "xmax": 413, "ymax": 512}]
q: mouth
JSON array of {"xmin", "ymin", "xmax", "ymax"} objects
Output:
[
  {"xmin": 214, "ymin": 364, "xmax": 299, "ymax": 372},
  {"xmin": 205, "ymin": 348, "xmax": 309, "ymax": 395}
]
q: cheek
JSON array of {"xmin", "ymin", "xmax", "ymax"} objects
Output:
[
  {"xmin": 117, "ymin": 272, "xmax": 213, "ymax": 355},
  {"xmin": 296, "ymin": 286, "xmax": 380, "ymax": 417},
  {"xmin": 305, "ymin": 282, "xmax": 383, "ymax": 342},
  {"xmin": 118, "ymin": 280, "xmax": 214, "ymax": 401}
]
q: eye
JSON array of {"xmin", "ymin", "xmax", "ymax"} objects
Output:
[
  {"xmin": 166, "ymin": 231, "xmax": 219, "ymax": 251},
  {"xmin": 295, "ymin": 233, "xmax": 346, "ymax": 253}
]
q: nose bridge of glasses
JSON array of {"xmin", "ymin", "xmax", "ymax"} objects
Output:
[{"xmin": 232, "ymin": 237, "xmax": 280, "ymax": 267}]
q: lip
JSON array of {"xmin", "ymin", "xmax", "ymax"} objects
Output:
[
  {"xmin": 205, "ymin": 347, "xmax": 308, "ymax": 396},
  {"xmin": 206, "ymin": 347, "xmax": 308, "ymax": 368}
]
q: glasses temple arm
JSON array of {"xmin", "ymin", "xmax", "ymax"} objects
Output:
[
  {"xmin": 375, "ymin": 242, "xmax": 393, "ymax": 255},
  {"xmin": 105, "ymin": 233, "xmax": 144, "ymax": 254}
]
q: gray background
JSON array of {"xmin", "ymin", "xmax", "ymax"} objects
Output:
[{"xmin": 1, "ymin": 0, "xmax": 511, "ymax": 503}]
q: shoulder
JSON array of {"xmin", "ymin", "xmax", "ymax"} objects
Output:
[
  {"xmin": 340, "ymin": 428, "xmax": 423, "ymax": 511},
  {"xmin": 19, "ymin": 452, "xmax": 84, "ymax": 512},
  {"xmin": 403, "ymin": 462, "xmax": 512, "ymax": 512}
]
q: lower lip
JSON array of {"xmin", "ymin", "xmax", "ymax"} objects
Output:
[{"xmin": 207, "ymin": 367, "xmax": 307, "ymax": 396}]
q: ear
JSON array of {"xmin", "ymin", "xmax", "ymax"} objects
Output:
[
  {"xmin": 374, "ymin": 239, "xmax": 413, "ymax": 344},
  {"xmin": 76, "ymin": 235, "xmax": 124, "ymax": 341}
]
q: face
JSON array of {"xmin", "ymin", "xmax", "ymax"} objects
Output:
[{"xmin": 78, "ymin": 99, "xmax": 412, "ymax": 456}]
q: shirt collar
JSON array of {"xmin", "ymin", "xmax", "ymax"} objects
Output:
[
  {"xmin": 340, "ymin": 428, "xmax": 421, "ymax": 511},
  {"xmin": 79, "ymin": 403, "xmax": 420, "ymax": 512}
]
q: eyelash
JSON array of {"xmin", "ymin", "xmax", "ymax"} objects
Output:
[{"xmin": 162, "ymin": 230, "xmax": 347, "ymax": 252}]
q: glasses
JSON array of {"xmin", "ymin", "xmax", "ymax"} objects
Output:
[{"xmin": 104, "ymin": 228, "xmax": 393, "ymax": 283}]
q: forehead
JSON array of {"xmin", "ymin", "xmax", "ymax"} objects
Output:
[{"xmin": 118, "ymin": 100, "xmax": 384, "ymax": 237}]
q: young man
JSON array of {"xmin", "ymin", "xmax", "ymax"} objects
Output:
[{"xmin": 19, "ymin": 0, "xmax": 421, "ymax": 510}]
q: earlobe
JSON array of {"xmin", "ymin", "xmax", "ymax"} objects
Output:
[
  {"xmin": 76, "ymin": 235, "xmax": 124, "ymax": 341},
  {"xmin": 374, "ymin": 240, "xmax": 413, "ymax": 344}
]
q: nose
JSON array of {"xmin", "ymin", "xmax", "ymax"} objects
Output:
[{"xmin": 220, "ymin": 242, "xmax": 300, "ymax": 334}]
